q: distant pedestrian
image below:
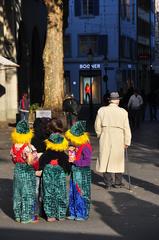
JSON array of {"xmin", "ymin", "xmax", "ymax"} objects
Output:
[
  {"xmin": 19, "ymin": 93, "xmax": 30, "ymax": 122},
  {"xmin": 63, "ymin": 94, "xmax": 81, "ymax": 128},
  {"xmin": 65, "ymin": 121, "xmax": 92, "ymax": 220},
  {"xmin": 10, "ymin": 120, "xmax": 39, "ymax": 223},
  {"xmin": 103, "ymin": 90, "xmax": 110, "ymax": 106},
  {"xmin": 128, "ymin": 89, "xmax": 143, "ymax": 129},
  {"xmin": 140, "ymin": 89, "xmax": 147, "ymax": 121},
  {"xmin": 147, "ymin": 90, "xmax": 157, "ymax": 121},
  {"xmin": 94, "ymin": 92, "xmax": 131, "ymax": 189}
]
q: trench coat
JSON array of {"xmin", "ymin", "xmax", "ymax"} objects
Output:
[{"xmin": 94, "ymin": 103, "xmax": 131, "ymax": 173}]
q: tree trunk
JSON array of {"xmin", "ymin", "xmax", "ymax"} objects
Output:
[{"xmin": 43, "ymin": 1, "xmax": 64, "ymax": 111}]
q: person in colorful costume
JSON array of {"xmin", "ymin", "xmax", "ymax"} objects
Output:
[
  {"xmin": 39, "ymin": 133, "xmax": 71, "ymax": 222},
  {"xmin": 65, "ymin": 121, "xmax": 92, "ymax": 221},
  {"xmin": 10, "ymin": 120, "xmax": 39, "ymax": 223}
]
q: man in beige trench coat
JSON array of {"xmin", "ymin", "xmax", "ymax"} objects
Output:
[{"xmin": 94, "ymin": 92, "xmax": 131, "ymax": 189}]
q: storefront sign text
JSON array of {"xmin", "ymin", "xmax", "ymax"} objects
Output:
[{"xmin": 79, "ymin": 64, "xmax": 101, "ymax": 70}]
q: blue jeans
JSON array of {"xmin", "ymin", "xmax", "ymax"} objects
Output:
[{"xmin": 20, "ymin": 111, "xmax": 29, "ymax": 122}]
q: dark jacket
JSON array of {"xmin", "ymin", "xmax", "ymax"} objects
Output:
[{"xmin": 39, "ymin": 149, "xmax": 71, "ymax": 174}]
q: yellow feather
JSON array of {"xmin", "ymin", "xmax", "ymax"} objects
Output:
[
  {"xmin": 45, "ymin": 138, "xmax": 68, "ymax": 151},
  {"xmin": 65, "ymin": 130, "xmax": 90, "ymax": 146},
  {"xmin": 11, "ymin": 129, "xmax": 34, "ymax": 144}
]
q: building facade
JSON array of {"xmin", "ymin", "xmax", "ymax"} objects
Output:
[
  {"xmin": 0, "ymin": 0, "xmax": 155, "ymax": 122},
  {"xmin": 152, "ymin": 0, "xmax": 159, "ymax": 89},
  {"xmin": 64, "ymin": 0, "xmax": 155, "ymax": 105},
  {"xmin": 137, "ymin": 0, "xmax": 155, "ymax": 94},
  {"xmin": 0, "ymin": 0, "xmax": 21, "ymax": 122},
  {"xmin": 64, "ymin": 0, "xmax": 138, "ymax": 105}
]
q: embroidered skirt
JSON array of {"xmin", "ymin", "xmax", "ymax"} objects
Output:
[
  {"xmin": 68, "ymin": 165, "xmax": 91, "ymax": 220},
  {"xmin": 13, "ymin": 163, "xmax": 36, "ymax": 222},
  {"xmin": 42, "ymin": 165, "xmax": 67, "ymax": 220}
]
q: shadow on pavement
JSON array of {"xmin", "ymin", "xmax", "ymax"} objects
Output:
[
  {"xmin": 92, "ymin": 191, "xmax": 159, "ymax": 240},
  {"xmin": 123, "ymin": 175, "xmax": 159, "ymax": 195},
  {"xmin": 91, "ymin": 170, "xmax": 106, "ymax": 189},
  {"xmin": 92, "ymin": 169, "xmax": 159, "ymax": 195},
  {"xmin": 0, "ymin": 229, "xmax": 123, "ymax": 240},
  {"xmin": 0, "ymin": 178, "xmax": 14, "ymax": 219}
]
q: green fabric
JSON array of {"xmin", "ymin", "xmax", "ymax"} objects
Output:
[
  {"xmin": 42, "ymin": 165, "xmax": 67, "ymax": 220},
  {"xmin": 71, "ymin": 165, "xmax": 91, "ymax": 213},
  {"xmin": 13, "ymin": 163, "xmax": 36, "ymax": 222},
  {"xmin": 16, "ymin": 120, "xmax": 30, "ymax": 134},
  {"xmin": 48, "ymin": 133, "xmax": 64, "ymax": 144},
  {"xmin": 70, "ymin": 121, "xmax": 86, "ymax": 136}
]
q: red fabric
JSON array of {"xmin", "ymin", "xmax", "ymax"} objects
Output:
[
  {"xmin": 12, "ymin": 144, "xmax": 39, "ymax": 171},
  {"xmin": 76, "ymin": 183, "xmax": 81, "ymax": 194},
  {"xmin": 12, "ymin": 144, "xmax": 28, "ymax": 164},
  {"xmin": 85, "ymin": 85, "xmax": 90, "ymax": 94},
  {"xmin": 50, "ymin": 159, "xmax": 58, "ymax": 166},
  {"xmin": 32, "ymin": 159, "xmax": 39, "ymax": 171},
  {"xmin": 75, "ymin": 143, "xmax": 92, "ymax": 161},
  {"xmin": 21, "ymin": 98, "xmax": 25, "ymax": 109}
]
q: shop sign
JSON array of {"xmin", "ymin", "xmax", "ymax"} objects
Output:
[
  {"xmin": 36, "ymin": 110, "xmax": 52, "ymax": 119},
  {"xmin": 79, "ymin": 63, "xmax": 101, "ymax": 70}
]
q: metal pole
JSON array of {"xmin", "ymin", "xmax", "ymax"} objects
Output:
[
  {"xmin": 89, "ymin": 65, "xmax": 93, "ymax": 119},
  {"xmin": 125, "ymin": 148, "xmax": 131, "ymax": 190},
  {"xmin": 105, "ymin": 68, "xmax": 108, "ymax": 92}
]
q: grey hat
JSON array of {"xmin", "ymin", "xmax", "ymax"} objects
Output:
[{"xmin": 109, "ymin": 92, "xmax": 120, "ymax": 100}]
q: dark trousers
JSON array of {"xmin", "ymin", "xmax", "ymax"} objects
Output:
[
  {"xmin": 129, "ymin": 108, "xmax": 141, "ymax": 130},
  {"xmin": 103, "ymin": 172, "xmax": 122, "ymax": 186},
  {"xmin": 149, "ymin": 104, "xmax": 157, "ymax": 120}
]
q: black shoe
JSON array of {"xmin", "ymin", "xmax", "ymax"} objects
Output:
[
  {"xmin": 105, "ymin": 185, "xmax": 112, "ymax": 190},
  {"xmin": 114, "ymin": 183, "xmax": 125, "ymax": 188}
]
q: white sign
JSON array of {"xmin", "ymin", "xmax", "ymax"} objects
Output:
[
  {"xmin": 79, "ymin": 63, "xmax": 101, "ymax": 70},
  {"xmin": 36, "ymin": 110, "xmax": 52, "ymax": 119}
]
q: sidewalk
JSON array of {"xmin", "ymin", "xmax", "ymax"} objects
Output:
[{"xmin": 0, "ymin": 121, "xmax": 159, "ymax": 240}]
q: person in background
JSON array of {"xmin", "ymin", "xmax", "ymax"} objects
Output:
[
  {"xmin": 147, "ymin": 90, "xmax": 157, "ymax": 121},
  {"xmin": 19, "ymin": 93, "xmax": 30, "ymax": 122},
  {"xmin": 10, "ymin": 120, "xmax": 39, "ymax": 223},
  {"xmin": 63, "ymin": 94, "xmax": 81, "ymax": 128},
  {"xmin": 95, "ymin": 92, "xmax": 131, "ymax": 189},
  {"xmin": 65, "ymin": 121, "xmax": 92, "ymax": 221},
  {"xmin": 103, "ymin": 90, "xmax": 110, "ymax": 106},
  {"xmin": 140, "ymin": 89, "xmax": 147, "ymax": 121},
  {"xmin": 128, "ymin": 89, "xmax": 143, "ymax": 129}
]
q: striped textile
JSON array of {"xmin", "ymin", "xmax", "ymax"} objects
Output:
[
  {"xmin": 13, "ymin": 163, "xmax": 36, "ymax": 222},
  {"xmin": 42, "ymin": 165, "xmax": 67, "ymax": 220},
  {"xmin": 68, "ymin": 165, "xmax": 91, "ymax": 220}
]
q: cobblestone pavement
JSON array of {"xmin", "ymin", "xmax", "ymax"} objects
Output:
[{"xmin": 0, "ymin": 121, "xmax": 159, "ymax": 240}]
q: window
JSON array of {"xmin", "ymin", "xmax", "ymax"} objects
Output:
[
  {"xmin": 63, "ymin": 35, "xmax": 71, "ymax": 57},
  {"xmin": 78, "ymin": 35, "xmax": 107, "ymax": 57},
  {"xmin": 80, "ymin": 74, "xmax": 101, "ymax": 104},
  {"xmin": 121, "ymin": 0, "xmax": 130, "ymax": 21},
  {"xmin": 75, "ymin": 0, "xmax": 99, "ymax": 17},
  {"xmin": 121, "ymin": 36, "xmax": 136, "ymax": 59},
  {"xmin": 79, "ymin": 35, "xmax": 98, "ymax": 56}
]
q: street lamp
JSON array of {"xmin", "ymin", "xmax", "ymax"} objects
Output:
[
  {"xmin": 87, "ymin": 48, "xmax": 94, "ymax": 119},
  {"xmin": 103, "ymin": 56, "xmax": 109, "ymax": 92}
]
